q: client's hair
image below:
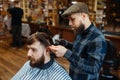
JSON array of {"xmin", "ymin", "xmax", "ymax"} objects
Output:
[{"xmin": 27, "ymin": 32, "xmax": 53, "ymax": 47}]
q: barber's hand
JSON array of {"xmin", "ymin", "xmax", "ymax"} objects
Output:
[{"xmin": 49, "ymin": 45, "xmax": 67, "ymax": 57}]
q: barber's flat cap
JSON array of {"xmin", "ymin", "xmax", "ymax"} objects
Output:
[{"xmin": 62, "ymin": 2, "xmax": 89, "ymax": 16}]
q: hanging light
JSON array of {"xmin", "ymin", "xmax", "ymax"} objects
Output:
[
  {"xmin": 9, "ymin": 0, "xmax": 15, "ymax": 2},
  {"xmin": 71, "ymin": 0, "xmax": 77, "ymax": 4}
]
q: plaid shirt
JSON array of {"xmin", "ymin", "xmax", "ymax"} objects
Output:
[{"xmin": 64, "ymin": 23, "xmax": 107, "ymax": 80}]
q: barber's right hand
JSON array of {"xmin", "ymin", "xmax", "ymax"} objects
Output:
[{"xmin": 49, "ymin": 45, "xmax": 67, "ymax": 57}]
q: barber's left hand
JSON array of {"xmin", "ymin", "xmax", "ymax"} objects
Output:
[{"xmin": 49, "ymin": 45, "xmax": 67, "ymax": 57}]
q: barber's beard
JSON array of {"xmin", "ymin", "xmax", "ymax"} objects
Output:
[
  {"xmin": 28, "ymin": 54, "xmax": 45, "ymax": 68},
  {"xmin": 74, "ymin": 24, "xmax": 85, "ymax": 35}
]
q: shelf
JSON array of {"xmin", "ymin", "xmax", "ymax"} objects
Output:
[{"xmin": 104, "ymin": 0, "xmax": 120, "ymax": 25}]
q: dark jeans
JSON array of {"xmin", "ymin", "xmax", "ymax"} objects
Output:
[{"xmin": 11, "ymin": 25, "xmax": 22, "ymax": 47}]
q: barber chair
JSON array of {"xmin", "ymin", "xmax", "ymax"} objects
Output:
[{"xmin": 99, "ymin": 39, "xmax": 119, "ymax": 80}]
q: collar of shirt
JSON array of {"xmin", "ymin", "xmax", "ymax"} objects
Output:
[
  {"xmin": 81, "ymin": 23, "xmax": 94, "ymax": 36},
  {"xmin": 38, "ymin": 58, "xmax": 54, "ymax": 69}
]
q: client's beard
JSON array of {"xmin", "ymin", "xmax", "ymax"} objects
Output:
[
  {"xmin": 75, "ymin": 24, "xmax": 85, "ymax": 35},
  {"xmin": 28, "ymin": 54, "xmax": 45, "ymax": 68}
]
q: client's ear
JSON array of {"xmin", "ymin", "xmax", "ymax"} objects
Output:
[{"xmin": 46, "ymin": 47, "xmax": 50, "ymax": 52}]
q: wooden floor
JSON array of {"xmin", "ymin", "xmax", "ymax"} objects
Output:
[
  {"xmin": 0, "ymin": 35, "xmax": 27, "ymax": 80},
  {"xmin": 0, "ymin": 34, "xmax": 69, "ymax": 80}
]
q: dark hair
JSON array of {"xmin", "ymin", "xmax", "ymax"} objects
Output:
[
  {"xmin": 14, "ymin": 1, "xmax": 19, "ymax": 4},
  {"xmin": 27, "ymin": 32, "xmax": 53, "ymax": 47}
]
